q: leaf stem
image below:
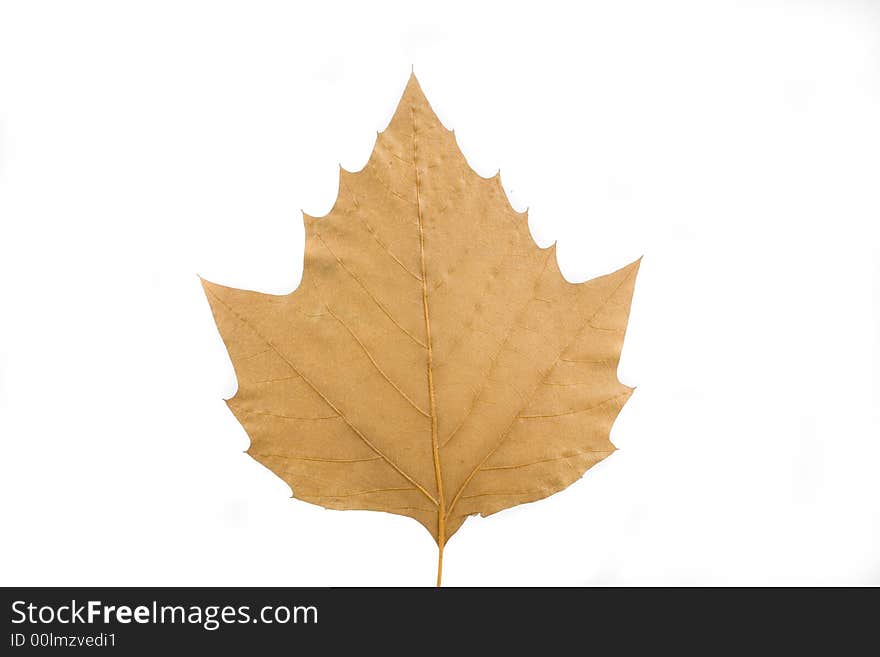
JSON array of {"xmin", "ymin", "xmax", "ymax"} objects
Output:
[{"xmin": 436, "ymin": 542, "xmax": 444, "ymax": 587}]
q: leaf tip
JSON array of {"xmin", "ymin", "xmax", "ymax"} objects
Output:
[
  {"xmin": 403, "ymin": 70, "xmax": 426, "ymax": 99},
  {"xmin": 625, "ymin": 256, "xmax": 643, "ymax": 277},
  {"xmin": 199, "ymin": 275, "xmax": 218, "ymax": 296}
]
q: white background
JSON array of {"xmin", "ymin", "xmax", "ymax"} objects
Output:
[{"xmin": 1, "ymin": 0, "xmax": 878, "ymax": 586}]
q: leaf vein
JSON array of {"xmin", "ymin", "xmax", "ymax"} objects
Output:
[
  {"xmin": 203, "ymin": 285, "xmax": 438, "ymax": 507},
  {"xmin": 446, "ymin": 264, "xmax": 638, "ymax": 518},
  {"xmin": 440, "ymin": 249, "xmax": 554, "ymax": 449},
  {"xmin": 340, "ymin": 175, "xmax": 423, "ymax": 282},
  {"xmin": 479, "ymin": 449, "xmax": 615, "ymax": 472},
  {"xmin": 307, "ymin": 487, "xmax": 419, "ymax": 499},
  {"xmin": 313, "ymin": 230, "xmax": 428, "ymax": 349},
  {"xmin": 369, "ymin": 165, "xmax": 417, "ymax": 206},
  {"xmin": 239, "ymin": 408, "xmax": 340, "ymax": 421},
  {"xmin": 253, "ymin": 452, "xmax": 382, "ymax": 464},
  {"xmin": 323, "ymin": 303, "xmax": 430, "ymax": 418},
  {"xmin": 517, "ymin": 393, "xmax": 630, "ymax": 419}
]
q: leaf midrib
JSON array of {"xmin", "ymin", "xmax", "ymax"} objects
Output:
[{"xmin": 410, "ymin": 108, "xmax": 447, "ymax": 557}]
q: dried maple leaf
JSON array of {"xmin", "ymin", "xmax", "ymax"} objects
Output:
[{"xmin": 201, "ymin": 74, "xmax": 640, "ymax": 584}]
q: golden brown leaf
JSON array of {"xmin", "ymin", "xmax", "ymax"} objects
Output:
[{"xmin": 201, "ymin": 74, "xmax": 640, "ymax": 584}]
